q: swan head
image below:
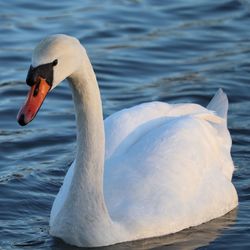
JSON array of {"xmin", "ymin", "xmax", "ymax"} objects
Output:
[{"xmin": 17, "ymin": 34, "xmax": 84, "ymax": 126}]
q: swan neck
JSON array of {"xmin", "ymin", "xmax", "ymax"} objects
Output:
[
  {"xmin": 69, "ymin": 56, "xmax": 105, "ymax": 169},
  {"xmin": 66, "ymin": 53, "xmax": 112, "ymax": 231}
]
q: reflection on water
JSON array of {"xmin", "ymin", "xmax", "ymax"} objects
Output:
[
  {"xmin": 0, "ymin": 0, "xmax": 250, "ymax": 249},
  {"xmin": 14, "ymin": 209, "xmax": 237, "ymax": 249},
  {"xmin": 110, "ymin": 209, "xmax": 238, "ymax": 250}
]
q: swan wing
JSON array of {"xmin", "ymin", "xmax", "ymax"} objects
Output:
[
  {"xmin": 104, "ymin": 91, "xmax": 237, "ymax": 238},
  {"xmin": 105, "ymin": 89, "xmax": 228, "ymax": 161}
]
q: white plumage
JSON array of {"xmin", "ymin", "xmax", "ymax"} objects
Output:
[{"xmin": 28, "ymin": 35, "xmax": 238, "ymax": 247}]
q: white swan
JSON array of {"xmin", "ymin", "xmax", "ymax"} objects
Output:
[{"xmin": 17, "ymin": 34, "xmax": 238, "ymax": 247}]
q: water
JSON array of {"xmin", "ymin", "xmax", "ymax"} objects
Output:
[{"xmin": 0, "ymin": 0, "xmax": 249, "ymax": 249}]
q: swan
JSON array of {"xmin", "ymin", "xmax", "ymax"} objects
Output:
[{"xmin": 17, "ymin": 34, "xmax": 238, "ymax": 247}]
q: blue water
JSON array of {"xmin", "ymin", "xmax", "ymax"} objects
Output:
[{"xmin": 0, "ymin": 0, "xmax": 250, "ymax": 249}]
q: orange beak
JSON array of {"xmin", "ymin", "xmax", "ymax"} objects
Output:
[{"xmin": 17, "ymin": 77, "xmax": 51, "ymax": 126}]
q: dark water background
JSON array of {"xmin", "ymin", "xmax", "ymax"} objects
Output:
[{"xmin": 0, "ymin": 0, "xmax": 250, "ymax": 249}]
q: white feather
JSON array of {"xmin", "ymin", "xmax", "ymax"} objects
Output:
[{"xmin": 31, "ymin": 35, "xmax": 238, "ymax": 247}]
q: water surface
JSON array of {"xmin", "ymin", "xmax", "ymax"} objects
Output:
[{"xmin": 0, "ymin": 0, "xmax": 250, "ymax": 249}]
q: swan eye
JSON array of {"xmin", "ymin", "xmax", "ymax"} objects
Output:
[
  {"xmin": 26, "ymin": 61, "xmax": 55, "ymax": 86},
  {"xmin": 52, "ymin": 59, "xmax": 58, "ymax": 66}
]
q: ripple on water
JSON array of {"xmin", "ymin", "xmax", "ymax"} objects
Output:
[{"xmin": 0, "ymin": 0, "xmax": 250, "ymax": 249}]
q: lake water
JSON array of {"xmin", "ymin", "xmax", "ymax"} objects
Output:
[{"xmin": 0, "ymin": 0, "xmax": 250, "ymax": 249}]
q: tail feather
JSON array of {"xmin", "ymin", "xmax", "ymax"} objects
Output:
[{"xmin": 207, "ymin": 89, "xmax": 228, "ymax": 120}]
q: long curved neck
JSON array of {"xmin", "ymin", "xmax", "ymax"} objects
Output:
[
  {"xmin": 64, "ymin": 51, "xmax": 114, "ymax": 244},
  {"xmin": 69, "ymin": 53, "xmax": 105, "ymax": 187}
]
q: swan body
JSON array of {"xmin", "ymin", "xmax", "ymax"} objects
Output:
[{"xmin": 18, "ymin": 34, "xmax": 238, "ymax": 247}]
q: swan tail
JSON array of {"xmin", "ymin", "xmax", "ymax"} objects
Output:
[{"xmin": 207, "ymin": 88, "xmax": 228, "ymax": 120}]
